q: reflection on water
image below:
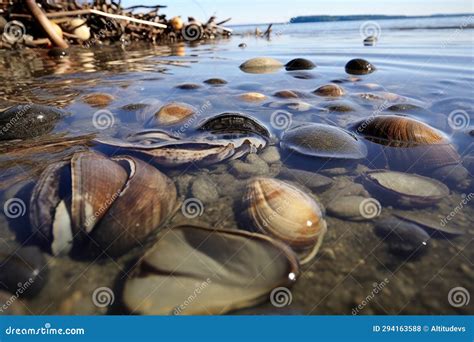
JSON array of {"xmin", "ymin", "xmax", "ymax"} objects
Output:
[{"xmin": 0, "ymin": 23, "xmax": 472, "ymax": 315}]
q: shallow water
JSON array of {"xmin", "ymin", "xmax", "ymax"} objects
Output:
[{"xmin": 0, "ymin": 17, "xmax": 473, "ymax": 315}]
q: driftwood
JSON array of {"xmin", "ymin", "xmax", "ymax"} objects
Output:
[{"xmin": 0, "ymin": 0, "xmax": 232, "ymax": 49}]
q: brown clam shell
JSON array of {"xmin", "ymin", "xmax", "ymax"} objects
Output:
[
  {"xmin": 71, "ymin": 151, "xmax": 128, "ymax": 234},
  {"xmin": 353, "ymin": 115, "xmax": 461, "ymax": 172},
  {"xmin": 245, "ymin": 177, "xmax": 327, "ymax": 249},
  {"xmin": 354, "ymin": 115, "xmax": 447, "ymax": 147},
  {"xmin": 149, "ymin": 102, "xmax": 196, "ymax": 126},
  {"xmin": 89, "ymin": 156, "xmax": 177, "ymax": 257}
]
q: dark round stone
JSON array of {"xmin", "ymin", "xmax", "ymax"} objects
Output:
[
  {"xmin": 175, "ymin": 83, "xmax": 202, "ymax": 90},
  {"xmin": 285, "ymin": 58, "xmax": 316, "ymax": 71},
  {"xmin": 238, "ymin": 43, "xmax": 247, "ymax": 48},
  {"xmin": 386, "ymin": 103, "xmax": 423, "ymax": 112},
  {"xmin": 48, "ymin": 47, "xmax": 69, "ymax": 58},
  {"xmin": 0, "ymin": 104, "xmax": 63, "ymax": 140},
  {"xmin": 375, "ymin": 217, "xmax": 430, "ymax": 257},
  {"xmin": 203, "ymin": 78, "xmax": 228, "ymax": 86},
  {"xmin": 0, "ymin": 246, "xmax": 48, "ymax": 298},
  {"xmin": 345, "ymin": 58, "xmax": 376, "ymax": 75}
]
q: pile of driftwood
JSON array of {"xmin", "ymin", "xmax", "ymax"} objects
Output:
[{"xmin": 0, "ymin": 0, "xmax": 232, "ymax": 49}]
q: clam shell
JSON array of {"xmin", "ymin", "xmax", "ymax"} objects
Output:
[
  {"xmin": 89, "ymin": 156, "xmax": 177, "ymax": 257},
  {"xmin": 123, "ymin": 225, "xmax": 299, "ymax": 315},
  {"xmin": 240, "ymin": 57, "xmax": 283, "ymax": 74},
  {"xmin": 313, "ymin": 84, "xmax": 345, "ymax": 97},
  {"xmin": 146, "ymin": 102, "xmax": 196, "ymax": 126},
  {"xmin": 198, "ymin": 112, "xmax": 270, "ymax": 139},
  {"xmin": 94, "ymin": 136, "xmax": 238, "ymax": 167},
  {"xmin": 281, "ymin": 123, "xmax": 368, "ymax": 160},
  {"xmin": 71, "ymin": 151, "xmax": 128, "ymax": 234},
  {"xmin": 245, "ymin": 178, "xmax": 327, "ymax": 250},
  {"xmin": 360, "ymin": 170, "xmax": 450, "ymax": 208},
  {"xmin": 30, "ymin": 160, "xmax": 70, "ymax": 245},
  {"xmin": 352, "ymin": 115, "xmax": 461, "ymax": 172}
]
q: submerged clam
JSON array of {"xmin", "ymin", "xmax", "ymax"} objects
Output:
[
  {"xmin": 95, "ymin": 128, "xmax": 266, "ymax": 167},
  {"xmin": 281, "ymin": 123, "xmax": 368, "ymax": 162},
  {"xmin": 145, "ymin": 102, "xmax": 196, "ymax": 126},
  {"xmin": 29, "ymin": 151, "xmax": 177, "ymax": 257},
  {"xmin": 82, "ymin": 93, "xmax": 115, "ymax": 107},
  {"xmin": 244, "ymin": 177, "xmax": 327, "ymax": 264},
  {"xmin": 0, "ymin": 104, "xmax": 63, "ymax": 140},
  {"xmin": 313, "ymin": 84, "xmax": 345, "ymax": 97},
  {"xmin": 239, "ymin": 57, "xmax": 283, "ymax": 74},
  {"xmin": 360, "ymin": 170, "xmax": 450, "ymax": 208},
  {"xmin": 198, "ymin": 112, "xmax": 270, "ymax": 139},
  {"xmin": 345, "ymin": 58, "xmax": 376, "ymax": 75},
  {"xmin": 0, "ymin": 246, "xmax": 47, "ymax": 297},
  {"xmin": 351, "ymin": 115, "xmax": 466, "ymax": 183},
  {"xmin": 123, "ymin": 225, "xmax": 299, "ymax": 315},
  {"xmin": 238, "ymin": 92, "xmax": 267, "ymax": 102},
  {"xmin": 285, "ymin": 58, "xmax": 315, "ymax": 71}
]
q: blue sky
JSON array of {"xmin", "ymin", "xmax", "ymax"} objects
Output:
[{"xmin": 121, "ymin": 0, "xmax": 473, "ymax": 24}]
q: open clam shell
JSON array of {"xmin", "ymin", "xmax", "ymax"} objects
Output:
[
  {"xmin": 123, "ymin": 225, "xmax": 299, "ymax": 315},
  {"xmin": 360, "ymin": 170, "xmax": 450, "ymax": 208},
  {"xmin": 244, "ymin": 178, "xmax": 327, "ymax": 264},
  {"xmin": 29, "ymin": 151, "xmax": 177, "ymax": 258},
  {"xmin": 94, "ymin": 128, "xmax": 267, "ymax": 167}
]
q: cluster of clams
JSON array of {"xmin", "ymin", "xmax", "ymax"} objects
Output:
[{"xmin": 0, "ymin": 53, "xmax": 471, "ymax": 315}]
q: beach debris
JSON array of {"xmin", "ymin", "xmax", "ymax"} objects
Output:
[{"xmin": 0, "ymin": 1, "xmax": 232, "ymax": 49}]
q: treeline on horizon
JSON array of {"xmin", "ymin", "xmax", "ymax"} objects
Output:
[{"xmin": 290, "ymin": 13, "xmax": 471, "ymax": 23}]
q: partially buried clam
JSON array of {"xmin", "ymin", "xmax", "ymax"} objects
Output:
[
  {"xmin": 351, "ymin": 115, "xmax": 467, "ymax": 185},
  {"xmin": 0, "ymin": 104, "xmax": 64, "ymax": 140},
  {"xmin": 280, "ymin": 123, "xmax": 368, "ymax": 163},
  {"xmin": 345, "ymin": 58, "xmax": 376, "ymax": 75},
  {"xmin": 145, "ymin": 102, "xmax": 196, "ymax": 127},
  {"xmin": 244, "ymin": 177, "xmax": 327, "ymax": 264},
  {"xmin": 359, "ymin": 170, "xmax": 450, "ymax": 208},
  {"xmin": 29, "ymin": 151, "xmax": 177, "ymax": 257},
  {"xmin": 123, "ymin": 225, "xmax": 299, "ymax": 315}
]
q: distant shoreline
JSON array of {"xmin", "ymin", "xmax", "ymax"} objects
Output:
[{"xmin": 230, "ymin": 13, "xmax": 473, "ymax": 27}]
